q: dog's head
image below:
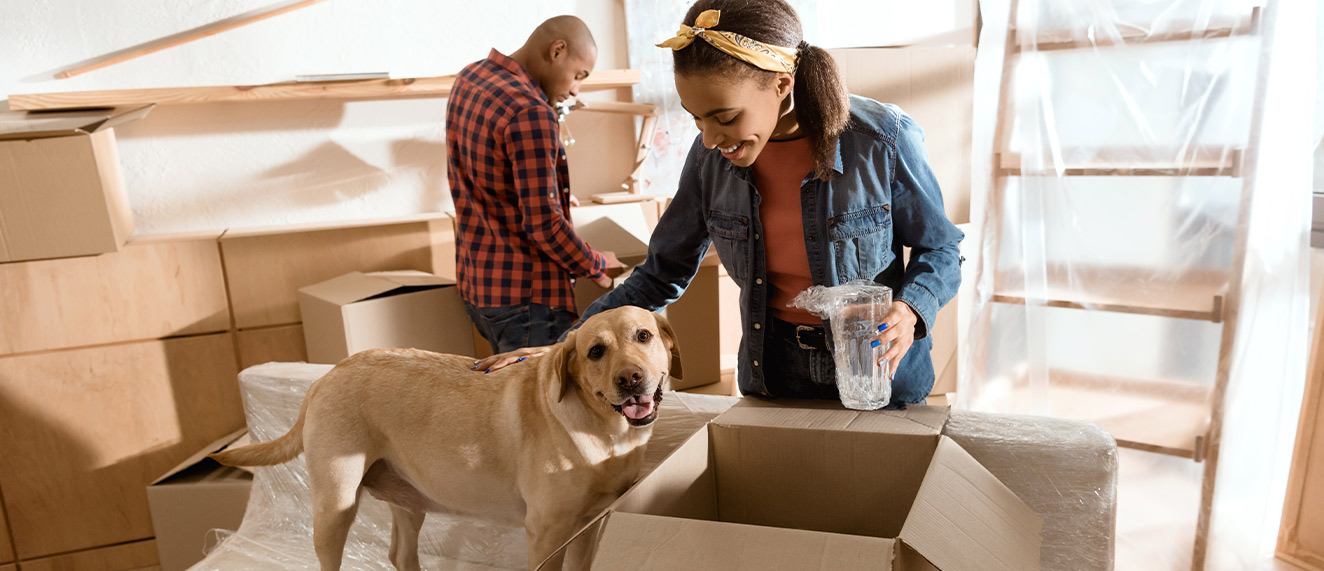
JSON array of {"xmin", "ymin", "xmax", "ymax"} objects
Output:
[{"xmin": 545, "ymin": 306, "xmax": 682, "ymax": 427}]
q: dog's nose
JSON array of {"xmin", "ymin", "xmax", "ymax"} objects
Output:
[{"xmin": 615, "ymin": 366, "xmax": 644, "ymax": 390}]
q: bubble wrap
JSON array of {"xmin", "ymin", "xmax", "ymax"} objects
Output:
[{"xmin": 194, "ymin": 363, "xmax": 1115, "ymax": 570}]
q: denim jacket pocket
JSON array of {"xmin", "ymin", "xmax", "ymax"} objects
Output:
[
  {"xmin": 706, "ymin": 210, "xmax": 751, "ymax": 281},
  {"xmin": 828, "ymin": 205, "xmax": 893, "ymax": 280}
]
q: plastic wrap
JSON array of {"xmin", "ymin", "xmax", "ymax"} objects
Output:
[
  {"xmin": 958, "ymin": 1, "xmax": 1315, "ymax": 569},
  {"xmin": 789, "ymin": 280, "xmax": 894, "ymax": 409},
  {"xmin": 192, "ymin": 362, "xmax": 736, "ymax": 570},
  {"xmin": 944, "ymin": 410, "xmax": 1118, "ymax": 571}
]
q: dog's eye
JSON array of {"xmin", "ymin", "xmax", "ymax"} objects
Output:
[
  {"xmin": 636, "ymin": 330, "xmax": 652, "ymax": 343},
  {"xmin": 587, "ymin": 345, "xmax": 606, "ymax": 360}
]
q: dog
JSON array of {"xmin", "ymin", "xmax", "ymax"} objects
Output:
[{"xmin": 210, "ymin": 306, "xmax": 682, "ymax": 571}]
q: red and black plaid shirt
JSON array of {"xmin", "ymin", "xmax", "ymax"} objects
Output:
[{"xmin": 447, "ymin": 49, "xmax": 606, "ymax": 313}]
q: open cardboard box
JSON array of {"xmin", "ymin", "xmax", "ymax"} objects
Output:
[
  {"xmin": 147, "ymin": 429, "xmax": 253, "ymax": 571},
  {"xmin": 0, "ymin": 105, "xmax": 152, "ymax": 262},
  {"xmin": 298, "ymin": 270, "xmax": 476, "ymax": 363},
  {"xmin": 557, "ymin": 398, "xmax": 1042, "ymax": 570}
]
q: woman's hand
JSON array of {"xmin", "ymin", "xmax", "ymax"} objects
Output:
[
  {"xmin": 471, "ymin": 346, "xmax": 550, "ymax": 374},
  {"xmin": 873, "ymin": 301, "xmax": 918, "ymax": 379}
]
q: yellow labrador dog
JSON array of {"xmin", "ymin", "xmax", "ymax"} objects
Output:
[{"xmin": 211, "ymin": 306, "xmax": 681, "ymax": 571}]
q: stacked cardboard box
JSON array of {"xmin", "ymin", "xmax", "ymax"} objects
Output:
[{"xmin": 0, "ymin": 214, "xmax": 456, "ymax": 568}]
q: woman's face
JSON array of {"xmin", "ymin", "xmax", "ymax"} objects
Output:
[{"xmin": 675, "ymin": 70, "xmax": 797, "ymax": 168}]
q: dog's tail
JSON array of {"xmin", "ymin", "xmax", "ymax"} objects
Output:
[{"xmin": 209, "ymin": 384, "xmax": 313, "ymax": 467}]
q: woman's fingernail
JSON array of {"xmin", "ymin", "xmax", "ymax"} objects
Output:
[
  {"xmin": 877, "ymin": 323, "xmax": 888, "ymax": 331},
  {"xmin": 484, "ymin": 368, "xmax": 490, "ymax": 374},
  {"xmin": 870, "ymin": 339, "xmax": 880, "ymax": 348},
  {"xmin": 517, "ymin": 357, "xmax": 526, "ymax": 362},
  {"xmin": 471, "ymin": 366, "xmax": 478, "ymax": 370}
]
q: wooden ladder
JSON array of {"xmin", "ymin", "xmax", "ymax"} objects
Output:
[{"xmin": 967, "ymin": 1, "xmax": 1275, "ymax": 568}]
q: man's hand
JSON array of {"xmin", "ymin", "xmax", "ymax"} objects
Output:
[
  {"xmin": 603, "ymin": 251, "xmax": 626, "ymax": 278},
  {"xmin": 589, "ymin": 251, "xmax": 625, "ymax": 288},
  {"xmin": 568, "ymin": 194, "xmax": 581, "ymax": 207},
  {"xmin": 472, "ymin": 346, "xmax": 551, "ymax": 374}
]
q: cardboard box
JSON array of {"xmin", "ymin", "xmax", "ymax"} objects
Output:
[
  {"xmin": 147, "ymin": 430, "xmax": 252, "ymax": 571},
  {"xmin": 298, "ymin": 270, "xmax": 476, "ymax": 363},
  {"xmin": 572, "ymin": 204, "xmax": 654, "ymax": 312},
  {"xmin": 578, "ymin": 399, "xmax": 1042, "ymax": 570},
  {"xmin": 0, "ymin": 105, "xmax": 151, "ymax": 262}
]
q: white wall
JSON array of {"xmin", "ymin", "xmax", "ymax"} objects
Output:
[{"xmin": 0, "ymin": 0, "xmax": 629, "ymax": 235}]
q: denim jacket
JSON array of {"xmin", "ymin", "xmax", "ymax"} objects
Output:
[{"xmin": 582, "ymin": 96, "xmax": 964, "ymax": 397}]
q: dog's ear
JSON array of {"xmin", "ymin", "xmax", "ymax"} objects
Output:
[
  {"xmin": 549, "ymin": 330, "xmax": 578, "ymax": 403},
  {"xmin": 652, "ymin": 312, "xmax": 683, "ymax": 381}
]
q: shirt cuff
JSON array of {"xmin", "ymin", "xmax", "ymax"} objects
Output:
[{"xmin": 896, "ymin": 285, "xmax": 938, "ymax": 340}]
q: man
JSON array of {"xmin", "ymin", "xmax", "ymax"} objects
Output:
[{"xmin": 447, "ymin": 15, "xmax": 618, "ymax": 354}]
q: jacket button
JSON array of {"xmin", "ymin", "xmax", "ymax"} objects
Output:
[
  {"xmin": 754, "ymin": 233, "xmax": 761, "ymax": 240},
  {"xmin": 753, "ymin": 360, "xmax": 760, "ymax": 367},
  {"xmin": 753, "ymin": 323, "xmax": 762, "ymax": 330},
  {"xmin": 755, "ymin": 278, "xmax": 763, "ymax": 285}
]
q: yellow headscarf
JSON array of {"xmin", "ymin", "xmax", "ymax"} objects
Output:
[{"xmin": 656, "ymin": 9, "xmax": 799, "ymax": 74}]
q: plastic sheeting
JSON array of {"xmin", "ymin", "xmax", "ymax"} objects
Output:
[
  {"xmin": 195, "ymin": 362, "xmax": 1117, "ymax": 570},
  {"xmin": 958, "ymin": 1, "xmax": 1315, "ymax": 569},
  {"xmin": 191, "ymin": 362, "xmax": 735, "ymax": 570}
]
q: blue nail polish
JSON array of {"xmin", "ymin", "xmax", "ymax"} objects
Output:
[
  {"xmin": 484, "ymin": 368, "xmax": 490, "ymax": 374},
  {"xmin": 877, "ymin": 323, "xmax": 888, "ymax": 331},
  {"xmin": 517, "ymin": 357, "xmax": 526, "ymax": 362},
  {"xmin": 471, "ymin": 366, "xmax": 478, "ymax": 370},
  {"xmin": 870, "ymin": 339, "xmax": 880, "ymax": 348}
]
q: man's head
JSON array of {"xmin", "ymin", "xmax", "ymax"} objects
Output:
[{"xmin": 512, "ymin": 15, "xmax": 597, "ymax": 105}]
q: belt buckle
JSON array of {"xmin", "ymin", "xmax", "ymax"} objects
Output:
[{"xmin": 795, "ymin": 325, "xmax": 819, "ymax": 350}]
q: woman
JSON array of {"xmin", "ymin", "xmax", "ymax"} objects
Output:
[{"xmin": 479, "ymin": 0, "xmax": 963, "ymax": 408}]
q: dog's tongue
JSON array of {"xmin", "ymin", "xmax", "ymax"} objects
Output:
[{"xmin": 621, "ymin": 392, "xmax": 655, "ymax": 420}]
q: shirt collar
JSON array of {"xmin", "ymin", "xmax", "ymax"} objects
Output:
[{"xmin": 487, "ymin": 49, "xmax": 549, "ymax": 105}]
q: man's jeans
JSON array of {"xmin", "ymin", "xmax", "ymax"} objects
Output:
[{"xmin": 463, "ymin": 302, "xmax": 578, "ymax": 354}]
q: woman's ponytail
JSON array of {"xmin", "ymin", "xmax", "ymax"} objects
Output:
[{"xmin": 793, "ymin": 41, "xmax": 850, "ymax": 180}]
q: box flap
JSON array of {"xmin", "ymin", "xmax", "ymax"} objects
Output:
[
  {"xmin": 0, "ymin": 105, "xmax": 154, "ymax": 140},
  {"xmin": 298, "ymin": 270, "xmax": 449, "ymax": 306},
  {"xmin": 573, "ymin": 204, "xmax": 652, "ymax": 261},
  {"xmin": 715, "ymin": 398, "xmax": 948, "ymax": 435},
  {"xmin": 365, "ymin": 269, "xmax": 455, "ymax": 288},
  {"xmin": 898, "ymin": 436, "xmax": 1042, "ymax": 571},
  {"xmin": 590, "ymin": 512, "xmax": 893, "ymax": 570},
  {"xmin": 150, "ymin": 428, "xmax": 249, "ymax": 486}
]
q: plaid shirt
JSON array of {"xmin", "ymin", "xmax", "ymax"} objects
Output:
[{"xmin": 447, "ymin": 49, "xmax": 606, "ymax": 313}]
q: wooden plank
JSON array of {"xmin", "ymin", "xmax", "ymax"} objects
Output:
[
  {"xmin": 0, "ymin": 235, "xmax": 229, "ymax": 356},
  {"xmin": 57, "ymin": 0, "xmax": 328, "ymax": 79},
  {"xmin": 235, "ymin": 325, "xmax": 307, "ymax": 370},
  {"xmin": 10, "ymin": 69, "xmax": 643, "ymax": 111},
  {"xmin": 993, "ymin": 266, "xmax": 1229, "ymax": 323},
  {"xmin": 14, "ymin": 539, "xmax": 159, "ymax": 571},
  {"xmin": 220, "ymin": 219, "xmax": 438, "ymax": 329},
  {"xmin": 1004, "ymin": 368, "xmax": 1212, "ymax": 459},
  {"xmin": 996, "ymin": 148, "xmax": 1242, "ymax": 177},
  {"xmin": 1278, "ymin": 265, "xmax": 1324, "ymax": 570},
  {"xmin": 0, "ymin": 335, "xmax": 242, "ymax": 559}
]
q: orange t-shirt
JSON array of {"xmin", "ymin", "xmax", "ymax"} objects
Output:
[{"xmin": 752, "ymin": 137, "xmax": 821, "ymax": 325}]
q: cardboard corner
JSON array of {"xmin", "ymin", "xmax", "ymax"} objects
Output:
[
  {"xmin": 150, "ymin": 428, "xmax": 249, "ymax": 486},
  {"xmin": 898, "ymin": 436, "xmax": 1042, "ymax": 571}
]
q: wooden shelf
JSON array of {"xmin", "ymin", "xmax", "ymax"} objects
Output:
[
  {"xmin": 992, "ymin": 266, "xmax": 1229, "ymax": 322},
  {"xmin": 996, "ymin": 148, "xmax": 1243, "ymax": 177},
  {"xmin": 1006, "ymin": 369, "xmax": 1213, "ymax": 460},
  {"xmin": 8, "ymin": 68, "xmax": 642, "ymax": 111}
]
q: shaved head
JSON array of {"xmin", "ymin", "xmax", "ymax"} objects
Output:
[
  {"xmin": 510, "ymin": 15, "xmax": 599, "ymax": 105},
  {"xmin": 525, "ymin": 15, "xmax": 597, "ymax": 59}
]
